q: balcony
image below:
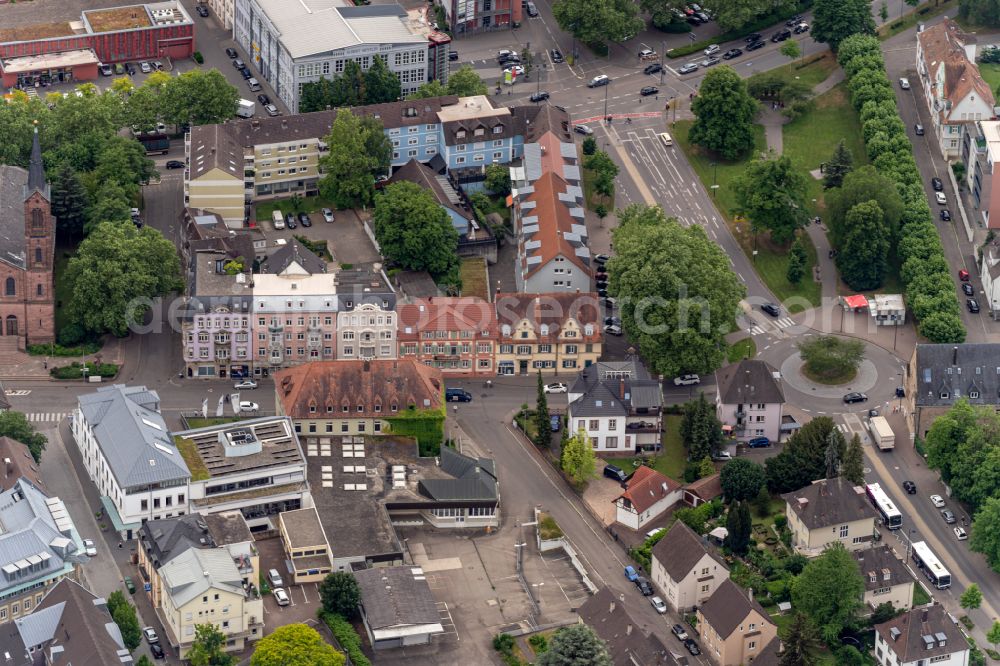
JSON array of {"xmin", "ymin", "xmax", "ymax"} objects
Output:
[
  {"xmin": 268, "ymin": 324, "xmax": 283, "ymax": 333},
  {"xmin": 625, "ymin": 421, "xmax": 659, "ymax": 433},
  {"xmin": 735, "ymin": 409, "xmax": 746, "ymax": 418}
]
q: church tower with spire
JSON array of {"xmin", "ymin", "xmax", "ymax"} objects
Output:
[{"xmin": 0, "ymin": 122, "xmax": 55, "ymax": 349}]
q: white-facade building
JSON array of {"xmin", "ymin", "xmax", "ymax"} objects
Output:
[
  {"xmin": 73, "ymin": 386, "xmax": 191, "ymax": 541},
  {"xmin": 337, "ymin": 302, "xmax": 397, "ymax": 360},
  {"xmin": 875, "ymin": 605, "xmax": 969, "ymax": 666}
]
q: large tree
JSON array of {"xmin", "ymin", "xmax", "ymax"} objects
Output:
[
  {"xmin": 162, "ymin": 69, "xmax": 240, "ymax": 126},
  {"xmin": 0, "ymin": 411, "xmax": 46, "ymax": 462},
  {"xmin": 250, "ymin": 624, "xmax": 345, "ymax": 666},
  {"xmin": 961, "ymin": 583, "xmax": 983, "ymax": 612},
  {"xmin": 187, "ymin": 624, "xmax": 234, "ymax": 666},
  {"xmin": 812, "ymin": 0, "xmax": 877, "ymax": 50},
  {"xmin": 827, "ymin": 165, "xmax": 903, "ymax": 248},
  {"xmin": 446, "ymin": 66, "xmax": 488, "ymax": 97},
  {"xmin": 561, "ymin": 428, "xmax": 597, "ymax": 486},
  {"xmin": 319, "ymin": 572, "xmax": 360, "ymax": 619},
  {"xmin": 91, "ymin": 134, "xmax": 156, "ymax": 192},
  {"xmin": 680, "ymin": 393, "xmax": 724, "ymax": 461},
  {"xmin": 780, "ymin": 613, "xmax": 821, "ymax": 666},
  {"xmin": 791, "ymin": 543, "xmax": 865, "ymax": 643},
  {"xmin": 724, "ymin": 500, "xmax": 752, "ymax": 555},
  {"xmin": 552, "ymin": 0, "xmax": 643, "ymax": 46},
  {"xmin": 318, "ymin": 110, "xmax": 391, "ymax": 209},
  {"xmin": 608, "ymin": 204, "xmax": 745, "ymax": 378},
  {"xmin": 364, "ymin": 56, "xmax": 402, "ymax": 104},
  {"xmin": 720, "ymin": 459, "xmax": 767, "ymax": 503},
  {"xmin": 63, "ymin": 222, "xmax": 182, "ymax": 337},
  {"xmin": 841, "ymin": 434, "xmax": 864, "ymax": 485},
  {"xmin": 50, "ymin": 166, "xmax": 88, "ymax": 242},
  {"xmin": 838, "ymin": 199, "xmax": 890, "ymax": 290},
  {"xmin": 733, "ymin": 153, "xmax": 809, "ymax": 245},
  {"xmin": 958, "ymin": 0, "xmax": 1000, "ymax": 27},
  {"xmin": 766, "ymin": 417, "xmax": 846, "ymax": 493},
  {"xmin": 689, "ymin": 66, "xmax": 758, "ymax": 161},
  {"xmin": 407, "ymin": 80, "xmax": 449, "ymax": 100},
  {"xmin": 534, "ymin": 371, "xmax": 552, "ymax": 447},
  {"xmin": 372, "ymin": 181, "xmax": 459, "ymax": 283},
  {"xmin": 823, "ymin": 139, "xmax": 854, "ymax": 189},
  {"xmin": 110, "ymin": 596, "xmax": 142, "ymax": 651},
  {"xmin": 538, "ymin": 624, "xmax": 612, "ymax": 666},
  {"xmin": 972, "ymin": 496, "xmax": 1000, "ymax": 572},
  {"xmin": 796, "ymin": 336, "xmax": 865, "ymax": 383}
]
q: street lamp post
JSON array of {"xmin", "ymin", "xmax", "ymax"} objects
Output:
[
  {"xmin": 710, "ymin": 162, "xmax": 719, "ymax": 198},
  {"xmin": 659, "ymin": 41, "xmax": 665, "ymax": 86},
  {"xmin": 604, "ymin": 82, "xmax": 610, "ymax": 123}
]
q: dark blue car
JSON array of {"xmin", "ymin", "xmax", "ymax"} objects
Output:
[
  {"xmin": 747, "ymin": 437, "xmax": 770, "ymax": 448},
  {"xmin": 550, "ymin": 414, "xmax": 561, "ymax": 432}
]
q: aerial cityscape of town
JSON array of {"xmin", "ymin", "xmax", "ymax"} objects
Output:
[{"xmin": 1, "ymin": 0, "xmax": 999, "ymax": 663}]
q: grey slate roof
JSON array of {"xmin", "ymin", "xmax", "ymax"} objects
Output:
[
  {"xmin": 699, "ymin": 578, "xmax": 774, "ymax": 639},
  {"xmin": 419, "ymin": 446, "xmax": 498, "ymax": 501},
  {"xmin": 138, "ymin": 514, "xmax": 216, "ymax": 569},
  {"xmin": 651, "ymin": 521, "xmax": 727, "ymax": 583},
  {"xmin": 914, "ymin": 343, "xmax": 1000, "ymax": 406},
  {"xmin": 77, "ymin": 385, "xmax": 190, "ymax": 490},
  {"xmin": 577, "ymin": 587, "xmax": 678, "ymax": 665},
  {"xmin": 356, "ymin": 566, "xmax": 441, "ymax": 631},
  {"xmin": 781, "ymin": 477, "xmax": 874, "ymax": 530},
  {"xmin": 876, "ymin": 604, "xmax": 967, "ymax": 663},
  {"xmin": 159, "ymin": 548, "xmax": 244, "ymax": 608},
  {"xmin": 261, "ymin": 238, "xmax": 327, "ymax": 276},
  {"xmin": 569, "ymin": 358, "xmax": 662, "ymax": 418},
  {"xmin": 715, "ymin": 359, "xmax": 784, "ymax": 405},
  {"xmin": 0, "ymin": 166, "xmax": 27, "ymax": 271},
  {"xmin": 854, "ymin": 545, "xmax": 915, "ymax": 593}
]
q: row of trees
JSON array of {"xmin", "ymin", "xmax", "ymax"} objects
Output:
[
  {"xmin": 838, "ymin": 34, "xmax": 965, "ymax": 343},
  {"xmin": 925, "ymin": 400, "xmax": 1000, "ymax": 571},
  {"xmin": 958, "ymin": 0, "xmax": 1000, "ymax": 27},
  {"xmin": 606, "ymin": 204, "xmax": 746, "ymax": 378},
  {"xmin": 764, "ymin": 416, "xmax": 864, "ymax": 493}
]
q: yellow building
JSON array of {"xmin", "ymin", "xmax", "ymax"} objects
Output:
[
  {"xmin": 697, "ymin": 579, "xmax": 777, "ymax": 666},
  {"xmin": 781, "ymin": 477, "xmax": 877, "ymax": 557},
  {"xmin": 158, "ymin": 547, "xmax": 264, "ymax": 658},
  {"xmin": 495, "ymin": 293, "xmax": 602, "ymax": 376},
  {"xmin": 278, "ymin": 507, "xmax": 333, "ymax": 584}
]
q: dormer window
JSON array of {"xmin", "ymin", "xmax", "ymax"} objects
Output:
[
  {"xmin": 342, "ymin": 403, "xmax": 350, "ymax": 413},
  {"xmin": 970, "ymin": 390, "xmax": 980, "ymax": 399},
  {"xmin": 493, "ymin": 125, "xmax": 503, "ymax": 134},
  {"xmin": 309, "ymin": 403, "xmax": 317, "ymax": 413},
  {"xmin": 501, "ymin": 324, "xmax": 511, "ymax": 336},
  {"xmin": 940, "ymin": 392, "xmax": 950, "ymax": 399},
  {"xmin": 584, "ymin": 324, "xmax": 594, "ymax": 336},
  {"xmin": 540, "ymin": 324, "xmax": 549, "ymax": 336},
  {"xmin": 456, "ymin": 130, "xmax": 466, "ymax": 139},
  {"xmin": 474, "ymin": 128, "xmax": 485, "ymax": 136},
  {"xmin": 357, "ymin": 405, "xmax": 364, "ymax": 412}
]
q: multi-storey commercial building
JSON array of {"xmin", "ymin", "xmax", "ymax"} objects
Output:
[
  {"xmin": 73, "ymin": 385, "xmax": 191, "ymax": 541},
  {"xmin": 963, "ymin": 120, "xmax": 1000, "ymax": 229},
  {"xmin": 397, "ymin": 297, "xmax": 497, "ymax": 376},
  {"xmin": 337, "ymin": 303, "xmax": 397, "ymax": 361},
  {"xmin": 438, "ymin": 0, "xmax": 522, "ymax": 34},
  {"xmin": 185, "ymin": 97, "xmax": 552, "ymax": 226},
  {"xmin": 0, "ymin": 2, "xmax": 194, "ymax": 87},
  {"xmin": 495, "ymin": 292, "xmax": 602, "ymax": 375},
  {"xmin": 233, "ymin": 0, "xmax": 448, "ymax": 113}
]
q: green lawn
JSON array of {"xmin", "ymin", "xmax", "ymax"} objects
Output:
[
  {"xmin": 751, "ymin": 232, "xmax": 822, "ymax": 313},
  {"xmin": 459, "ymin": 257, "xmax": 489, "ymax": 300},
  {"xmin": 913, "ymin": 582, "xmax": 932, "ymax": 607},
  {"xmin": 981, "ymin": 63, "xmax": 1000, "ymax": 97},
  {"xmin": 766, "ymin": 52, "xmax": 839, "ymax": 89},
  {"xmin": 605, "ymin": 414, "xmax": 686, "ymax": 481},
  {"xmin": 727, "ymin": 337, "xmax": 757, "ymax": 363},
  {"xmin": 254, "ymin": 195, "xmax": 337, "ymax": 222}
]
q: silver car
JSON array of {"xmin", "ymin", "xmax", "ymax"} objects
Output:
[{"xmin": 678, "ymin": 63, "xmax": 699, "ymax": 74}]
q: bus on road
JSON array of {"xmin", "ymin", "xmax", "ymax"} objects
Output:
[
  {"xmin": 911, "ymin": 541, "xmax": 951, "ymax": 589},
  {"xmin": 866, "ymin": 482, "xmax": 902, "ymax": 530}
]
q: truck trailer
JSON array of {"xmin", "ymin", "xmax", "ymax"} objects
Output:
[{"xmin": 868, "ymin": 416, "xmax": 895, "ymax": 450}]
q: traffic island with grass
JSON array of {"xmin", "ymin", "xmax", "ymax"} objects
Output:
[{"xmin": 797, "ymin": 335, "xmax": 865, "ymax": 385}]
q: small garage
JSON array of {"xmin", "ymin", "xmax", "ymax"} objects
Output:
[{"xmin": 355, "ymin": 566, "xmax": 445, "ymax": 650}]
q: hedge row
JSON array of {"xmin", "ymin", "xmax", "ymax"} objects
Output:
[
  {"xmin": 27, "ymin": 341, "xmax": 102, "ymax": 357},
  {"xmin": 837, "ymin": 35, "xmax": 965, "ymax": 343},
  {"xmin": 50, "ymin": 361, "xmax": 119, "ymax": 380},
  {"xmin": 666, "ymin": 0, "xmax": 813, "ymax": 59},
  {"xmin": 320, "ymin": 612, "xmax": 371, "ymax": 666}
]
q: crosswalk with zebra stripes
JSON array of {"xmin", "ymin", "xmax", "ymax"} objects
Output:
[
  {"xmin": 748, "ymin": 317, "xmax": 797, "ymax": 336},
  {"xmin": 24, "ymin": 413, "xmax": 69, "ymax": 424}
]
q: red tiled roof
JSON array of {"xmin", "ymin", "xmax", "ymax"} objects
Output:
[
  {"xmin": 275, "ymin": 360, "xmax": 443, "ymax": 419},
  {"xmin": 917, "ymin": 19, "xmax": 996, "ymax": 122},
  {"xmin": 519, "ymin": 171, "xmax": 591, "ymax": 279},
  {"xmin": 495, "ymin": 292, "xmax": 602, "ymax": 344},
  {"xmin": 615, "ymin": 466, "xmax": 680, "ymax": 513},
  {"xmin": 397, "ymin": 297, "xmax": 497, "ymax": 341}
]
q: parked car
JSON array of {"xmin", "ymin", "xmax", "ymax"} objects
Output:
[
  {"xmin": 745, "ymin": 33, "xmax": 762, "ymax": 43},
  {"xmin": 930, "ymin": 494, "xmax": 946, "ymax": 508},
  {"xmin": 196, "ymin": 5, "xmax": 209, "ymax": 16},
  {"xmin": 604, "ymin": 324, "xmax": 622, "ymax": 336},
  {"xmin": 643, "ymin": 63, "xmax": 663, "ymax": 74},
  {"xmin": 445, "ymin": 388, "xmax": 473, "ymax": 402},
  {"xmin": 574, "ymin": 125, "xmax": 594, "ymax": 135},
  {"xmin": 298, "ymin": 212, "xmax": 312, "ymax": 227},
  {"xmin": 497, "ymin": 49, "xmax": 517, "ymax": 62},
  {"xmin": 115, "ymin": 63, "xmax": 126, "ymax": 75},
  {"xmin": 635, "ymin": 577, "xmax": 654, "ymax": 596},
  {"xmin": 550, "ymin": 414, "xmax": 561, "ymax": 432},
  {"xmin": 785, "ymin": 14, "xmax": 803, "ymax": 26},
  {"xmin": 684, "ymin": 640, "xmax": 701, "ymax": 656},
  {"xmin": 931, "ymin": 177, "xmax": 944, "ymax": 191},
  {"xmin": 550, "ymin": 48, "xmax": 564, "ymax": 63},
  {"xmin": 678, "ymin": 63, "xmax": 699, "ymax": 74},
  {"xmin": 504, "ymin": 65, "xmax": 526, "ymax": 76},
  {"xmin": 639, "ymin": 48, "xmax": 656, "ymax": 59},
  {"xmin": 954, "ymin": 526, "xmax": 968, "ymax": 540},
  {"xmin": 843, "ymin": 392, "xmax": 868, "ymax": 404},
  {"xmin": 140, "ymin": 61, "xmax": 152, "ymax": 74},
  {"xmin": 322, "ymin": 208, "xmax": 335, "ymax": 222},
  {"xmin": 264, "ymin": 104, "xmax": 280, "ymax": 117},
  {"xmin": 83, "ymin": 539, "xmax": 97, "ymax": 557},
  {"xmin": 672, "ymin": 624, "xmax": 689, "ymax": 641},
  {"xmin": 640, "ymin": 86, "xmax": 659, "ymax": 96},
  {"xmin": 771, "ymin": 29, "xmax": 791, "ymax": 42},
  {"xmin": 941, "ymin": 509, "xmax": 957, "ymax": 524},
  {"xmin": 673, "ymin": 374, "xmax": 700, "ymax": 386},
  {"xmin": 234, "ymin": 380, "xmax": 257, "ymax": 390},
  {"xmin": 712, "ymin": 451, "xmax": 733, "ymax": 461},
  {"xmin": 594, "ymin": 253, "xmax": 610, "ymax": 263},
  {"xmin": 940, "ymin": 209, "xmax": 951, "ymax": 221},
  {"xmin": 761, "ymin": 303, "xmax": 781, "ymax": 317},
  {"xmin": 747, "ymin": 437, "xmax": 770, "ymax": 448},
  {"xmin": 99, "ymin": 64, "xmax": 113, "ymax": 77},
  {"xmin": 722, "ymin": 48, "xmax": 743, "ymax": 59},
  {"xmin": 959, "ymin": 269, "xmax": 970, "ymax": 281},
  {"xmin": 935, "ymin": 191, "xmax": 947, "ymax": 205},
  {"xmin": 902, "ymin": 480, "xmax": 917, "ymax": 494},
  {"xmin": 150, "ymin": 643, "xmax": 165, "ymax": 659},
  {"xmin": 273, "ymin": 588, "xmax": 290, "ymax": 606},
  {"xmin": 226, "ymin": 47, "xmax": 238, "ymax": 58},
  {"xmin": 268, "ymin": 569, "xmax": 284, "ymax": 587},
  {"xmin": 962, "ymin": 283, "xmax": 974, "ymax": 296},
  {"xmin": 624, "ymin": 565, "xmax": 639, "ymax": 582},
  {"xmin": 604, "ymin": 317, "xmax": 621, "ymax": 326},
  {"xmin": 256, "ymin": 93, "xmax": 271, "ymax": 106},
  {"xmin": 239, "ymin": 401, "xmax": 259, "ymax": 412},
  {"xmin": 793, "ymin": 22, "xmax": 810, "ymax": 34},
  {"xmin": 126, "ymin": 63, "xmax": 136, "ymax": 75},
  {"xmin": 285, "ymin": 213, "xmax": 297, "ymax": 229},
  {"xmin": 449, "ymin": 51, "xmax": 459, "ymax": 61},
  {"xmin": 530, "ymin": 91, "xmax": 550, "ymax": 102},
  {"xmin": 627, "ymin": 421, "xmax": 655, "ymax": 430},
  {"xmin": 165, "ymin": 160, "xmax": 184, "ymax": 169},
  {"xmin": 651, "ymin": 596, "xmax": 668, "ymax": 614},
  {"xmin": 124, "ymin": 577, "xmax": 136, "ymax": 594},
  {"xmin": 588, "ymin": 75, "xmax": 611, "ymax": 88},
  {"xmin": 899, "ymin": 77, "xmax": 911, "ymax": 90},
  {"xmin": 915, "ymin": 124, "xmax": 925, "ymax": 136},
  {"xmin": 143, "ymin": 627, "xmax": 159, "ymax": 644},
  {"xmin": 606, "ymin": 465, "xmax": 628, "ymax": 483},
  {"xmin": 544, "ymin": 382, "xmax": 568, "ymax": 394},
  {"xmin": 746, "ymin": 40, "xmax": 766, "ymax": 51},
  {"xmin": 968, "ymin": 298, "xmax": 980, "ymax": 313},
  {"xmin": 526, "ymin": 1, "xmax": 538, "ymax": 16}
]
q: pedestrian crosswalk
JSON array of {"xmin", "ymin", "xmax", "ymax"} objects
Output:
[
  {"xmin": 774, "ymin": 317, "xmax": 796, "ymax": 329},
  {"xmin": 4, "ymin": 390, "xmax": 30, "ymax": 397},
  {"xmin": 24, "ymin": 413, "xmax": 68, "ymax": 423},
  {"xmin": 748, "ymin": 317, "xmax": 797, "ymax": 337}
]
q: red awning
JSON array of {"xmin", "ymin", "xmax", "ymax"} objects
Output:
[{"xmin": 843, "ymin": 295, "xmax": 868, "ymax": 309}]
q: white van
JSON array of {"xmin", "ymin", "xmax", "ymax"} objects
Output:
[
  {"xmin": 247, "ymin": 78, "xmax": 262, "ymax": 92},
  {"xmin": 272, "ymin": 210, "xmax": 285, "ymax": 229},
  {"xmin": 658, "ymin": 132, "xmax": 673, "ymax": 147}
]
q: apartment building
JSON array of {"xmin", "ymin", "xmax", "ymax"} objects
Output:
[
  {"xmin": 495, "ymin": 292, "xmax": 602, "ymax": 375},
  {"xmin": 567, "ymin": 359, "xmax": 664, "ymax": 453},
  {"xmin": 875, "ymin": 605, "xmax": 969, "ymax": 666},
  {"xmin": 714, "ymin": 359, "xmax": 787, "ymax": 444},
  {"xmin": 233, "ymin": 0, "xmax": 448, "ymax": 113},
  {"xmin": 964, "ymin": 120, "xmax": 1000, "ymax": 229},
  {"xmin": 907, "ymin": 343, "xmax": 1000, "ymax": 436},
  {"xmin": 697, "ymin": 579, "xmax": 777, "ymax": 666},
  {"xmin": 854, "ymin": 545, "xmax": 916, "ymax": 614},
  {"xmin": 73, "ymin": 386, "xmax": 190, "ymax": 541},
  {"xmin": 439, "ymin": 0, "xmax": 521, "ymax": 33},
  {"xmin": 916, "ymin": 19, "xmax": 996, "ymax": 159},
  {"xmin": 397, "ymin": 297, "xmax": 497, "ymax": 376},
  {"xmin": 277, "ymin": 507, "xmax": 333, "ymax": 584},
  {"xmin": 782, "ymin": 477, "xmax": 876, "ymax": 557},
  {"xmin": 651, "ymin": 522, "xmax": 729, "ymax": 613},
  {"xmin": 337, "ymin": 303, "xmax": 398, "ymax": 361},
  {"xmin": 185, "ymin": 97, "xmax": 547, "ymax": 225},
  {"xmin": 172, "ymin": 417, "xmax": 309, "ymax": 531}
]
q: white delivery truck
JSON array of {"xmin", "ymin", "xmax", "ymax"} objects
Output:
[
  {"xmin": 868, "ymin": 416, "xmax": 895, "ymax": 450},
  {"xmin": 236, "ymin": 99, "xmax": 255, "ymax": 118}
]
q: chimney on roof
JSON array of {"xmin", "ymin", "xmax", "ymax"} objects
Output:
[
  {"xmin": 626, "ymin": 624, "xmax": 633, "ymax": 637},
  {"xmin": 748, "ymin": 588, "xmax": 753, "ymax": 603},
  {"xmin": 3, "ymin": 458, "xmax": 10, "ymax": 479},
  {"xmin": 620, "ymin": 378, "xmax": 625, "ymax": 401},
  {"xmin": 953, "ymin": 346, "xmax": 958, "ymax": 365},
  {"xmin": 609, "ymin": 600, "xmax": 615, "ymax": 613}
]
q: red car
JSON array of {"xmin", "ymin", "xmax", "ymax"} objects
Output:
[{"xmin": 959, "ymin": 269, "xmax": 970, "ymax": 282}]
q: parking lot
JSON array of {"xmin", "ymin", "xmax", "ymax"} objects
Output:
[
  {"xmin": 253, "ymin": 207, "xmax": 383, "ymax": 265},
  {"xmin": 254, "ymin": 537, "xmax": 323, "ymax": 627}
]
